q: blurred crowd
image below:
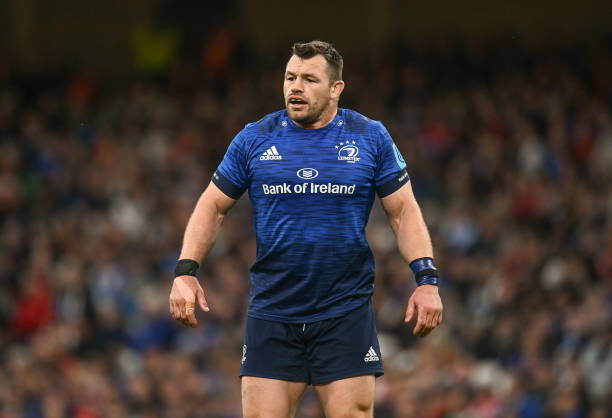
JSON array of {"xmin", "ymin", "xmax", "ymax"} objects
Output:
[{"xmin": 1, "ymin": 38, "xmax": 611, "ymax": 417}]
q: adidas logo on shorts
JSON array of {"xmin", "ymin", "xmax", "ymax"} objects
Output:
[
  {"xmin": 260, "ymin": 146, "xmax": 282, "ymax": 160},
  {"xmin": 364, "ymin": 346, "xmax": 380, "ymax": 362}
]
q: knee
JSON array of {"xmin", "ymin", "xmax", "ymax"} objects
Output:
[
  {"xmin": 328, "ymin": 401, "xmax": 373, "ymax": 418},
  {"xmin": 243, "ymin": 405, "xmax": 288, "ymax": 418},
  {"xmin": 242, "ymin": 412, "xmax": 268, "ymax": 418}
]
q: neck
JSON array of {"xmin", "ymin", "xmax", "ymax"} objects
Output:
[{"xmin": 294, "ymin": 105, "xmax": 338, "ymax": 129}]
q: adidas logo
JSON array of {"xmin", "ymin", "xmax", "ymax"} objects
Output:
[
  {"xmin": 364, "ymin": 346, "xmax": 380, "ymax": 362},
  {"xmin": 260, "ymin": 146, "xmax": 282, "ymax": 160}
]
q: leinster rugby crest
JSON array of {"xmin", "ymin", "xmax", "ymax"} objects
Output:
[{"xmin": 335, "ymin": 140, "xmax": 360, "ymax": 163}]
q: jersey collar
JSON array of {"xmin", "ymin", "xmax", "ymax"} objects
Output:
[{"xmin": 284, "ymin": 108, "xmax": 344, "ymax": 132}]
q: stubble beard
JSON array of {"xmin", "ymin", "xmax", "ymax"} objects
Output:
[{"xmin": 287, "ymin": 98, "xmax": 331, "ymax": 127}]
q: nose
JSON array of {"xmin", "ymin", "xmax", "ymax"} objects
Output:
[{"xmin": 290, "ymin": 78, "xmax": 304, "ymax": 93}]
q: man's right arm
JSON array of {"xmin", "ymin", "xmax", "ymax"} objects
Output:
[
  {"xmin": 179, "ymin": 181, "xmax": 237, "ymax": 262},
  {"xmin": 169, "ymin": 182, "xmax": 237, "ymax": 327}
]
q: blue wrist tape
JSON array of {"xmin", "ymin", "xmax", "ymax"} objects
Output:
[{"xmin": 409, "ymin": 257, "xmax": 439, "ymax": 287}]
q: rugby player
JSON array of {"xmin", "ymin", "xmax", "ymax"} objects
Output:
[{"xmin": 169, "ymin": 40, "xmax": 443, "ymax": 417}]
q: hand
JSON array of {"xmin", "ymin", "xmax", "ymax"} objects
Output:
[
  {"xmin": 169, "ymin": 276, "xmax": 209, "ymax": 328},
  {"xmin": 405, "ymin": 285, "xmax": 443, "ymax": 337}
]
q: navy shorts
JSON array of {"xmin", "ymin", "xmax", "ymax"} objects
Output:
[{"xmin": 239, "ymin": 299, "xmax": 384, "ymax": 385}]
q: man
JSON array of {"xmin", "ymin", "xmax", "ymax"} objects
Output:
[{"xmin": 169, "ymin": 40, "xmax": 443, "ymax": 417}]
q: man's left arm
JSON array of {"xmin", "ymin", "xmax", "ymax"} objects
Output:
[{"xmin": 380, "ymin": 181, "xmax": 443, "ymax": 337}]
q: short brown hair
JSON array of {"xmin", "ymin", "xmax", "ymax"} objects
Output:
[{"xmin": 291, "ymin": 40, "xmax": 343, "ymax": 82}]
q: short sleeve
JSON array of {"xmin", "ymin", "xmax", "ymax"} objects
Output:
[
  {"xmin": 212, "ymin": 130, "xmax": 250, "ymax": 199},
  {"xmin": 374, "ymin": 123, "xmax": 410, "ymax": 197}
]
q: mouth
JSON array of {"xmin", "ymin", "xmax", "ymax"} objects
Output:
[{"xmin": 288, "ymin": 97, "xmax": 308, "ymax": 109}]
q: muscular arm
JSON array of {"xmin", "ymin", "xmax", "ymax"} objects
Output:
[
  {"xmin": 380, "ymin": 181, "xmax": 443, "ymax": 337},
  {"xmin": 170, "ymin": 182, "xmax": 237, "ymax": 327},
  {"xmin": 179, "ymin": 182, "xmax": 237, "ymax": 262},
  {"xmin": 380, "ymin": 181, "xmax": 433, "ymax": 262}
]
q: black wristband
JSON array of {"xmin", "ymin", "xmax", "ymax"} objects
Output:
[{"xmin": 174, "ymin": 259, "xmax": 199, "ymax": 278}]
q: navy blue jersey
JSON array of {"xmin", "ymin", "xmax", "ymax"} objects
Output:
[{"xmin": 212, "ymin": 108, "xmax": 409, "ymax": 323}]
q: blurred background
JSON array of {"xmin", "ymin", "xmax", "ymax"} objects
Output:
[{"xmin": 1, "ymin": 1, "xmax": 612, "ymax": 417}]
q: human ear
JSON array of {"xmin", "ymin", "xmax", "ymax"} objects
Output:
[{"xmin": 331, "ymin": 80, "xmax": 345, "ymax": 99}]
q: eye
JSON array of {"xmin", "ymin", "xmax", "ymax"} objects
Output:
[{"xmin": 286, "ymin": 75, "xmax": 295, "ymax": 81}]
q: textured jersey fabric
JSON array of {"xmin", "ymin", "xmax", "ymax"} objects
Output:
[{"xmin": 212, "ymin": 108, "xmax": 409, "ymax": 323}]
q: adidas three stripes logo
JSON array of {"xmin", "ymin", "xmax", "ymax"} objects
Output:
[
  {"xmin": 364, "ymin": 346, "xmax": 380, "ymax": 362},
  {"xmin": 260, "ymin": 146, "xmax": 282, "ymax": 160}
]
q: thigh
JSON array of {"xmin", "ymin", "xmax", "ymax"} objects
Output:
[
  {"xmin": 315, "ymin": 375, "xmax": 375, "ymax": 418},
  {"xmin": 240, "ymin": 315, "xmax": 310, "ymax": 383},
  {"xmin": 308, "ymin": 300, "xmax": 384, "ymax": 385},
  {"xmin": 242, "ymin": 376, "xmax": 308, "ymax": 418}
]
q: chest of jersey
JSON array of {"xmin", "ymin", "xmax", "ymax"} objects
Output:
[{"xmin": 246, "ymin": 127, "xmax": 377, "ymax": 198}]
